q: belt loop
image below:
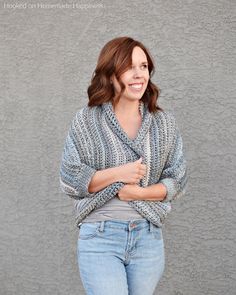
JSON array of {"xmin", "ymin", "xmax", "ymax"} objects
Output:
[
  {"xmin": 149, "ymin": 221, "xmax": 154, "ymax": 232},
  {"xmin": 98, "ymin": 221, "xmax": 105, "ymax": 232}
]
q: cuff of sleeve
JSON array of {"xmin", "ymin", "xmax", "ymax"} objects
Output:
[
  {"xmin": 159, "ymin": 178, "xmax": 177, "ymax": 202},
  {"xmin": 78, "ymin": 164, "xmax": 97, "ymax": 198}
]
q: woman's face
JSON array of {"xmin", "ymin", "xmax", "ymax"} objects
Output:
[{"xmin": 111, "ymin": 46, "xmax": 150, "ymax": 103}]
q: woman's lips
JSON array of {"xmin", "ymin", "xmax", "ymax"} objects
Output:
[{"xmin": 128, "ymin": 83, "xmax": 143, "ymax": 91}]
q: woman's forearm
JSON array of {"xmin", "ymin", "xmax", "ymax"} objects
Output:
[
  {"xmin": 88, "ymin": 167, "xmax": 118, "ymax": 193},
  {"xmin": 139, "ymin": 183, "xmax": 167, "ymax": 201}
]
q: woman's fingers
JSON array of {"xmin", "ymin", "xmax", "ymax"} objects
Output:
[{"xmin": 139, "ymin": 164, "xmax": 147, "ymax": 176}]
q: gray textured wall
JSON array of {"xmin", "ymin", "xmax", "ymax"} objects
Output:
[{"xmin": 1, "ymin": 0, "xmax": 235, "ymax": 294}]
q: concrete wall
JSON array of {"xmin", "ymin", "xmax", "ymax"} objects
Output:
[{"xmin": 1, "ymin": 1, "xmax": 235, "ymax": 294}]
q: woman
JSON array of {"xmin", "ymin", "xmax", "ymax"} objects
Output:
[{"xmin": 59, "ymin": 36, "xmax": 188, "ymax": 295}]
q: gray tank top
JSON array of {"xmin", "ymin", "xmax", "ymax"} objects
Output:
[{"xmin": 76, "ymin": 194, "xmax": 145, "ymax": 223}]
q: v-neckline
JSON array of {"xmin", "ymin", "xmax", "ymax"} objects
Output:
[
  {"xmin": 101, "ymin": 100, "xmax": 153, "ymax": 149},
  {"xmin": 115, "ymin": 115, "xmax": 142, "ymax": 141},
  {"xmin": 112, "ymin": 101, "xmax": 143, "ymax": 141}
]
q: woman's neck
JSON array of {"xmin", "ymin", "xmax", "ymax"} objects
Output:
[{"xmin": 112, "ymin": 99, "xmax": 141, "ymax": 118}]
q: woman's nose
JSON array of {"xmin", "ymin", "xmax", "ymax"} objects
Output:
[{"xmin": 132, "ymin": 67, "xmax": 142, "ymax": 78}]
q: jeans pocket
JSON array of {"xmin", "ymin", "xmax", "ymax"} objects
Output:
[{"xmin": 79, "ymin": 223, "xmax": 100, "ymax": 240}]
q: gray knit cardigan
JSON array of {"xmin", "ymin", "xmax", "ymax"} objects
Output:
[{"xmin": 59, "ymin": 100, "xmax": 188, "ymax": 228}]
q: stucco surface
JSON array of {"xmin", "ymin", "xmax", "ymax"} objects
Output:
[{"xmin": 1, "ymin": 1, "xmax": 235, "ymax": 294}]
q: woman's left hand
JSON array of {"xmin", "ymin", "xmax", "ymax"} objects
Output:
[{"xmin": 117, "ymin": 184, "xmax": 143, "ymax": 201}]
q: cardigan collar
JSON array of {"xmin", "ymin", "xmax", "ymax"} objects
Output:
[{"xmin": 101, "ymin": 100, "xmax": 153, "ymax": 156}]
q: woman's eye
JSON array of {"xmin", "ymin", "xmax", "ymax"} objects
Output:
[{"xmin": 128, "ymin": 64, "xmax": 148, "ymax": 71}]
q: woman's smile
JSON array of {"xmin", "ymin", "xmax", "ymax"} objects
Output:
[{"xmin": 128, "ymin": 83, "xmax": 143, "ymax": 91}]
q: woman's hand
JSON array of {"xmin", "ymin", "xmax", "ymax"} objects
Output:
[
  {"xmin": 113, "ymin": 158, "xmax": 147, "ymax": 184},
  {"xmin": 117, "ymin": 184, "xmax": 143, "ymax": 201}
]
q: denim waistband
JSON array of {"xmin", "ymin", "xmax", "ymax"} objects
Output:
[{"xmin": 79, "ymin": 219, "xmax": 158, "ymax": 232}]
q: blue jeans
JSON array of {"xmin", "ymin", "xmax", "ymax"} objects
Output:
[{"xmin": 77, "ymin": 219, "xmax": 165, "ymax": 295}]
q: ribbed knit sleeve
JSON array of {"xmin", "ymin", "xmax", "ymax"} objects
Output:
[
  {"xmin": 159, "ymin": 112, "xmax": 188, "ymax": 202},
  {"xmin": 59, "ymin": 114, "xmax": 97, "ymax": 199}
]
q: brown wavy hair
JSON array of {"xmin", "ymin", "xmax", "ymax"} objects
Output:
[{"xmin": 87, "ymin": 36, "xmax": 163, "ymax": 113}]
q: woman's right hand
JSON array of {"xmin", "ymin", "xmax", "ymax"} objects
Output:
[{"xmin": 113, "ymin": 158, "xmax": 147, "ymax": 184}]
